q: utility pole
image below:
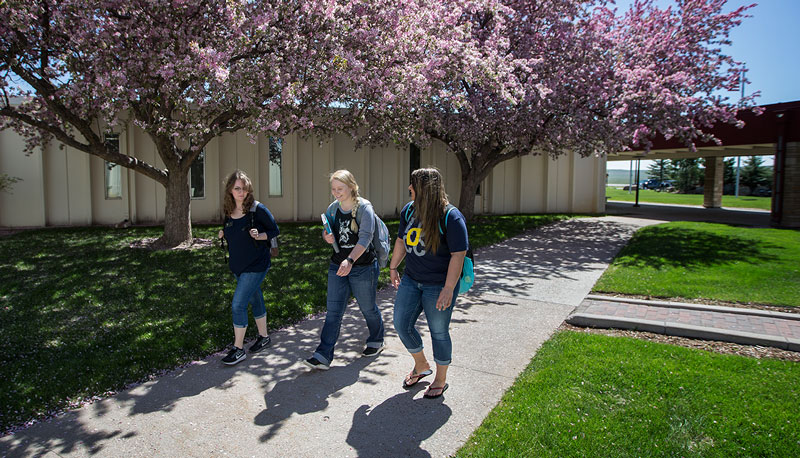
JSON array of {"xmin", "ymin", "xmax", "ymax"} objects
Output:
[
  {"xmin": 736, "ymin": 69, "xmax": 746, "ymax": 198},
  {"xmin": 628, "ymin": 160, "xmax": 633, "ymax": 194},
  {"xmin": 634, "ymin": 159, "xmax": 641, "ymax": 207}
]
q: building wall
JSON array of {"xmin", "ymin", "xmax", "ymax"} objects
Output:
[{"xmin": 0, "ymin": 123, "xmax": 606, "ymax": 227}]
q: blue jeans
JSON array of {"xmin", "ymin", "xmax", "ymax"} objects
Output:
[
  {"xmin": 231, "ymin": 270, "xmax": 268, "ymax": 328},
  {"xmin": 393, "ymin": 275, "xmax": 458, "ymax": 366},
  {"xmin": 313, "ymin": 261, "xmax": 384, "ymax": 365}
]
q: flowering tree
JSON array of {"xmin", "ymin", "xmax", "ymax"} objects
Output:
[
  {"xmin": 361, "ymin": 0, "xmax": 755, "ymax": 218},
  {"xmin": 0, "ymin": 0, "xmax": 448, "ymax": 247}
]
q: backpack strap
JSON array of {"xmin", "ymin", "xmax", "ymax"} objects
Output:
[
  {"xmin": 439, "ymin": 204, "xmax": 455, "ymax": 235},
  {"xmin": 326, "ymin": 200, "xmax": 340, "ymax": 227},
  {"xmin": 405, "ymin": 202, "xmax": 453, "ymax": 235},
  {"xmin": 249, "ymin": 200, "xmax": 260, "ymax": 229},
  {"xmin": 403, "ymin": 201, "xmax": 415, "ymax": 224}
]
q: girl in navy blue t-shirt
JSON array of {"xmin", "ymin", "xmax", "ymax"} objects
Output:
[
  {"xmin": 389, "ymin": 168, "xmax": 468, "ymax": 398},
  {"xmin": 217, "ymin": 170, "xmax": 279, "ymax": 365}
]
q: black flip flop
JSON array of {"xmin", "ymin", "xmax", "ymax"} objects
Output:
[
  {"xmin": 402, "ymin": 369, "xmax": 433, "ymax": 389},
  {"xmin": 423, "ymin": 383, "xmax": 449, "ymax": 399}
]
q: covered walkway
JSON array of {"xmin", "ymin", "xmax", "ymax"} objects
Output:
[{"xmin": 607, "ymin": 100, "xmax": 800, "ymax": 229}]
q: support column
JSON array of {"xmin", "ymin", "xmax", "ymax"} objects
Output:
[
  {"xmin": 772, "ymin": 141, "xmax": 800, "ymax": 228},
  {"xmin": 703, "ymin": 156, "xmax": 724, "ymax": 208}
]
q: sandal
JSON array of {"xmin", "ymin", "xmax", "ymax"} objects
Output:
[
  {"xmin": 423, "ymin": 383, "xmax": 449, "ymax": 399},
  {"xmin": 402, "ymin": 369, "xmax": 433, "ymax": 388}
]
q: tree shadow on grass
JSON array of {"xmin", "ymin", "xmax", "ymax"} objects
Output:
[
  {"xmin": 0, "ymin": 224, "xmax": 336, "ymax": 434},
  {"xmin": 612, "ymin": 225, "xmax": 778, "ymax": 270}
]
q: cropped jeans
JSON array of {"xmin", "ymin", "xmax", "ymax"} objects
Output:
[
  {"xmin": 393, "ymin": 275, "xmax": 458, "ymax": 366},
  {"xmin": 231, "ymin": 270, "xmax": 268, "ymax": 328},
  {"xmin": 313, "ymin": 261, "xmax": 384, "ymax": 365}
]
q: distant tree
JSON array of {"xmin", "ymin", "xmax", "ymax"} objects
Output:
[
  {"xmin": 647, "ymin": 159, "xmax": 669, "ymax": 182},
  {"xmin": 671, "ymin": 159, "xmax": 703, "ymax": 193},
  {"xmin": 723, "ymin": 157, "xmax": 736, "ymax": 186},
  {"xmin": 740, "ymin": 156, "xmax": 770, "ymax": 190}
]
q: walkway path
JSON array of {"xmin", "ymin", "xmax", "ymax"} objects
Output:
[
  {"xmin": 3, "ymin": 205, "xmax": 795, "ymax": 457},
  {"xmin": 0, "ymin": 217, "xmax": 646, "ymax": 458}
]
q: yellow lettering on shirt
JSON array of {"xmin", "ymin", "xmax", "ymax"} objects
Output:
[{"xmin": 406, "ymin": 228, "xmax": 421, "ymax": 246}]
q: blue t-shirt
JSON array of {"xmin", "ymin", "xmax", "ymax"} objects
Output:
[
  {"xmin": 398, "ymin": 202, "xmax": 468, "ymax": 284},
  {"xmin": 223, "ymin": 202, "xmax": 280, "ymax": 275}
]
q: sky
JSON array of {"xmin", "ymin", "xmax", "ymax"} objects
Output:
[{"xmin": 607, "ymin": 0, "xmax": 800, "ymax": 170}]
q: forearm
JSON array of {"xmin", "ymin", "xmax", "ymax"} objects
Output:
[
  {"xmin": 348, "ymin": 243, "xmax": 367, "ymax": 262},
  {"xmin": 389, "ymin": 238, "xmax": 406, "ymax": 269},
  {"xmin": 444, "ymin": 251, "xmax": 466, "ymax": 290}
]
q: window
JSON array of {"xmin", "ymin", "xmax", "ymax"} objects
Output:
[
  {"xmin": 409, "ymin": 143, "xmax": 420, "ymax": 179},
  {"xmin": 268, "ymin": 137, "xmax": 283, "ymax": 197},
  {"xmin": 104, "ymin": 134, "xmax": 122, "ymax": 199},
  {"xmin": 189, "ymin": 149, "xmax": 205, "ymax": 198}
]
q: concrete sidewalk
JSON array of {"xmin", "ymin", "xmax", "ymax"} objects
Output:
[{"xmin": 0, "ymin": 217, "xmax": 648, "ymax": 458}]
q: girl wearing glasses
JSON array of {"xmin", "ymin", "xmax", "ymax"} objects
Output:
[{"xmin": 218, "ymin": 170, "xmax": 280, "ymax": 365}]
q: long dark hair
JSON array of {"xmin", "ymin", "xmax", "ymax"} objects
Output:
[
  {"xmin": 411, "ymin": 167, "xmax": 449, "ymax": 254},
  {"xmin": 222, "ymin": 170, "xmax": 255, "ymax": 217}
]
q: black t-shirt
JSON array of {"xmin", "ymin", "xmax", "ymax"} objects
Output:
[{"xmin": 330, "ymin": 207, "xmax": 376, "ymax": 266}]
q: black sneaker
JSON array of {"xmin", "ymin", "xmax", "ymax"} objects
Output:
[
  {"xmin": 362, "ymin": 343, "xmax": 385, "ymax": 357},
  {"xmin": 249, "ymin": 335, "xmax": 271, "ymax": 353},
  {"xmin": 302, "ymin": 357, "xmax": 330, "ymax": 371},
  {"xmin": 222, "ymin": 347, "xmax": 246, "ymax": 365}
]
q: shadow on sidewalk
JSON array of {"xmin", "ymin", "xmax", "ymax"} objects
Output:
[
  {"xmin": 346, "ymin": 389, "xmax": 452, "ymax": 458},
  {"xmin": 1, "ymin": 301, "xmax": 395, "ymax": 457},
  {"xmin": 470, "ymin": 219, "xmax": 639, "ymax": 297}
]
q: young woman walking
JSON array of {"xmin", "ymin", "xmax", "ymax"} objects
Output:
[
  {"xmin": 303, "ymin": 170, "xmax": 385, "ymax": 370},
  {"xmin": 218, "ymin": 170, "xmax": 280, "ymax": 365},
  {"xmin": 389, "ymin": 168, "xmax": 468, "ymax": 398}
]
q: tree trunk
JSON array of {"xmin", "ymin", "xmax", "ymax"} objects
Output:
[
  {"xmin": 457, "ymin": 169, "xmax": 482, "ymax": 220},
  {"xmin": 154, "ymin": 169, "xmax": 193, "ymax": 248}
]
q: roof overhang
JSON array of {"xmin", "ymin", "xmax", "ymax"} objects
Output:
[{"xmin": 607, "ymin": 100, "xmax": 800, "ymax": 161}]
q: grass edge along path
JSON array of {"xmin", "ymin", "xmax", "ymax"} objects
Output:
[
  {"xmin": 0, "ymin": 213, "xmax": 572, "ymax": 434},
  {"xmin": 457, "ymin": 331, "xmax": 800, "ymax": 458},
  {"xmin": 605, "ymin": 186, "xmax": 771, "ymax": 210},
  {"xmin": 592, "ymin": 221, "xmax": 800, "ymax": 307}
]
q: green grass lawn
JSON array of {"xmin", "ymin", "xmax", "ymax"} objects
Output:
[
  {"xmin": 592, "ymin": 221, "xmax": 800, "ymax": 307},
  {"xmin": 457, "ymin": 331, "xmax": 800, "ymax": 458},
  {"xmin": 606, "ymin": 186, "xmax": 771, "ymax": 210},
  {"xmin": 0, "ymin": 213, "xmax": 569, "ymax": 432}
]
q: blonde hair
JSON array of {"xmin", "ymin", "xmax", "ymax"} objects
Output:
[
  {"xmin": 330, "ymin": 169, "xmax": 361, "ymax": 232},
  {"xmin": 410, "ymin": 167, "xmax": 449, "ymax": 254},
  {"xmin": 222, "ymin": 170, "xmax": 255, "ymax": 217}
]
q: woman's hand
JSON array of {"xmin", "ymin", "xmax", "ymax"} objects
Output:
[
  {"xmin": 390, "ymin": 269, "xmax": 401, "ymax": 289},
  {"xmin": 336, "ymin": 259, "xmax": 352, "ymax": 277},
  {"xmin": 218, "ymin": 230, "xmax": 224, "ymax": 239},
  {"xmin": 435, "ymin": 287, "xmax": 454, "ymax": 311},
  {"xmin": 322, "ymin": 230, "xmax": 335, "ymax": 244},
  {"xmin": 249, "ymin": 228, "xmax": 260, "ymax": 239}
]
